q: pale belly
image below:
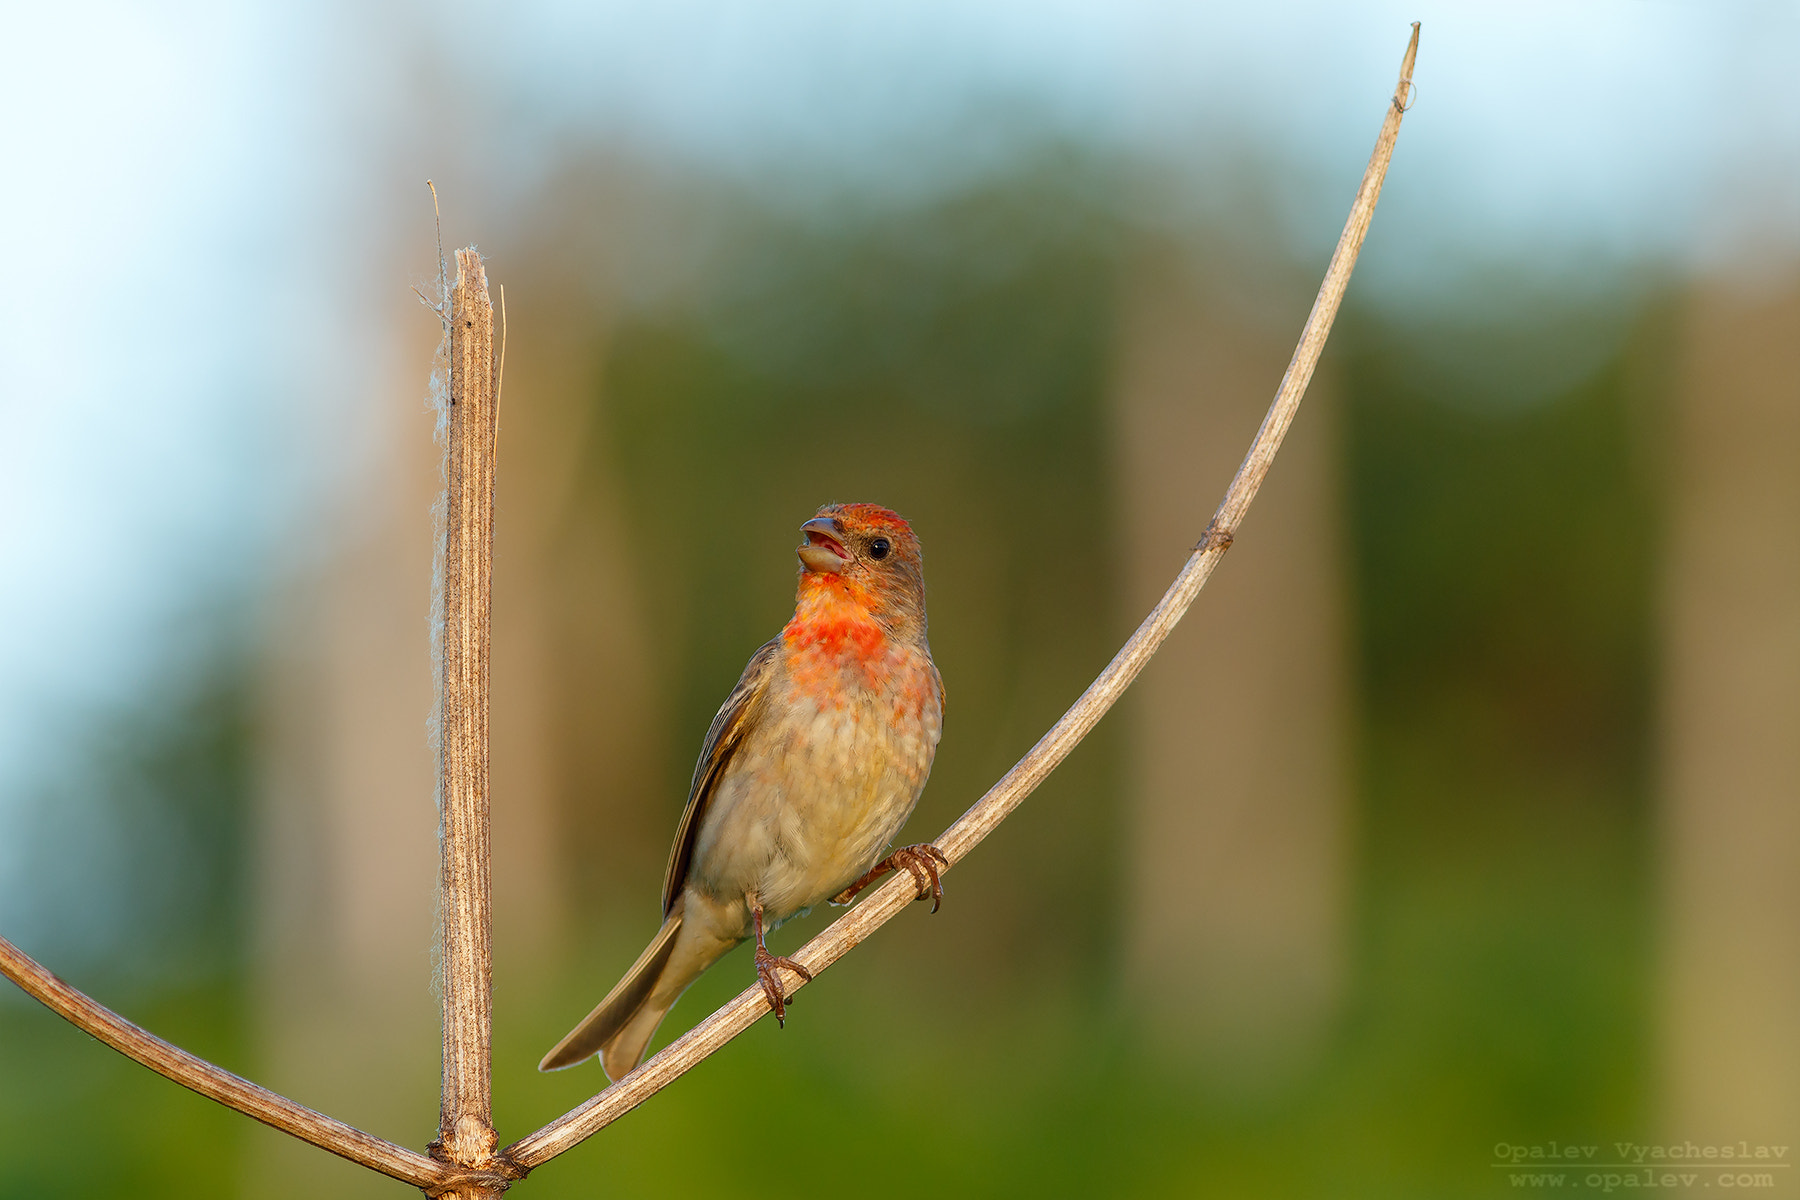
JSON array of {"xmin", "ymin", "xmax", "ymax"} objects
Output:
[{"xmin": 685, "ymin": 676, "xmax": 939, "ymax": 930}]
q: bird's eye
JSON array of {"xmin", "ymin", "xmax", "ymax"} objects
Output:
[{"xmin": 868, "ymin": 537, "xmax": 891, "ymax": 560}]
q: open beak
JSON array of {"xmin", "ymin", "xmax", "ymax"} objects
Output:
[{"xmin": 797, "ymin": 516, "xmax": 850, "ymax": 574}]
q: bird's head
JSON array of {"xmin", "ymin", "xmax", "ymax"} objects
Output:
[{"xmin": 795, "ymin": 502, "xmax": 927, "ymax": 640}]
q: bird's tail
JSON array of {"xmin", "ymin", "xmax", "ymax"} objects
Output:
[{"xmin": 538, "ymin": 908, "xmax": 733, "ymax": 1079}]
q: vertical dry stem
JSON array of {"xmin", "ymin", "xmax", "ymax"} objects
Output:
[{"xmin": 435, "ymin": 248, "xmax": 503, "ymax": 1188}]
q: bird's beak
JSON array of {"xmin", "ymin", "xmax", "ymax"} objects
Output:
[{"xmin": 797, "ymin": 516, "xmax": 850, "ymax": 574}]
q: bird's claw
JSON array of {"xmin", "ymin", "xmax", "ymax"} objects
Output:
[
  {"xmin": 831, "ymin": 843, "xmax": 950, "ymax": 913},
  {"xmin": 754, "ymin": 945, "xmax": 813, "ymax": 1027},
  {"xmin": 893, "ymin": 844, "xmax": 950, "ymax": 913}
]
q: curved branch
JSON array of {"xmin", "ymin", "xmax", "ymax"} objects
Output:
[
  {"xmin": 0, "ymin": 935, "xmax": 497, "ymax": 1193},
  {"xmin": 508, "ymin": 21, "xmax": 1422, "ymax": 1174}
]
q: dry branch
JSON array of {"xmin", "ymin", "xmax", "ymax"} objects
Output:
[
  {"xmin": 0, "ymin": 934, "xmax": 478, "ymax": 1192},
  {"xmin": 508, "ymin": 21, "xmax": 1422, "ymax": 1171},
  {"xmin": 433, "ymin": 248, "xmax": 507, "ymax": 1194}
]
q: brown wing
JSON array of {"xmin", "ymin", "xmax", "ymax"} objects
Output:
[{"xmin": 660, "ymin": 638, "xmax": 782, "ymax": 916}]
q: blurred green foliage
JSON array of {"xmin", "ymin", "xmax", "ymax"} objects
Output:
[{"xmin": 1, "ymin": 151, "xmax": 1665, "ymax": 1197}]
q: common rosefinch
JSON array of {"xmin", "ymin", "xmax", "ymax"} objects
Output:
[{"xmin": 540, "ymin": 502, "xmax": 946, "ymax": 1079}]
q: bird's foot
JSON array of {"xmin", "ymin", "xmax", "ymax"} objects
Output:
[
  {"xmin": 753, "ymin": 945, "xmax": 814, "ymax": 1027},
  {"xmin": 831, "ymin": 844, "xmax": 950, "ymax": 912}
]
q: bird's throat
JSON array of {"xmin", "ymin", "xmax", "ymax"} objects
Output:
[{"xmin": 783, "ymin": 574, "xmax": 889, "ymax": 669}]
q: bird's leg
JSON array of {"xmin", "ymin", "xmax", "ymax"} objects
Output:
[
  {"xmin": 830, "ymin": 844, "xmax": 950, "ymax": 913},
  {"xmin": 749, "ymin": 895, "xmax": 813, "ymax": 1027}
]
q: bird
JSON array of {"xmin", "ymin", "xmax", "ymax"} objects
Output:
[{"xmin": 540, "ymin": 502, "xmax": 947, "ymax": 1079}]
